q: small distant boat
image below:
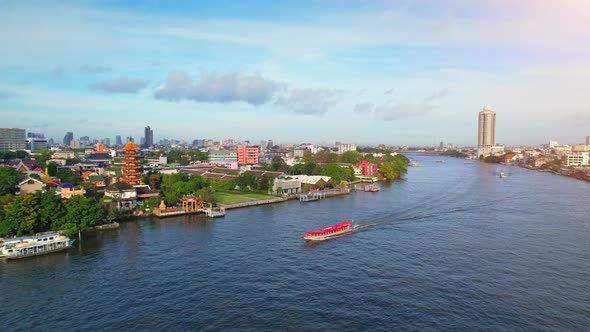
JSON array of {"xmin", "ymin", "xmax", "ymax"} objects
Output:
[
  {"xmin": 364, "ymin": 184, "xmax": 380, "ymax": 192},
  {"xmin": 0, "ymin": 233, "xmax": 74, "ymax": 260},
  {"xmin": 436, "ymin": 160, "xmax": 444, "ymax": 163},
  {"xmin": 409, "ymin": 161, "xmax": 420, "ymax": 167},
  {"xmin": 303, "ymin": 221, "xmax": 353, "ymax": 241},
  {"xmin": 499, "ymin": 172, "xmax": 507, "ymax": 178}
]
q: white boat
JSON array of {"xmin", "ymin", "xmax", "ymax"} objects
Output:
[
  {"xmin": 409, "ymin": 161, "xmax": 420, "ymax": 167},
  {"xmin": 0, "ymin": 233, "xmax": 74, "ymax": 260},
  {"xmin": 499, "ymin": 172, "xmax": 507, "ymax": 178}
]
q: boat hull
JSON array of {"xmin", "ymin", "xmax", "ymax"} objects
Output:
[
  {"xmin": 3, "ymin": 245, "xmax": 70, "ymax": 260},
  {"xmin": 303, "ymin": 227, "xmax": 353, "ymax": 241}
]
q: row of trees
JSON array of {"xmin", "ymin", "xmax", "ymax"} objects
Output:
[
  {"xmin": 0, "ymin": 191, "xmax": 106, "ymax": 237},
  {"xmin": 142, "ymin": 172, "xmax": 216, "ymax": 206}
]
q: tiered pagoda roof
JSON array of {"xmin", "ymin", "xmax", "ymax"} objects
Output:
[{"xmin": 121, "ymin": 141, "xmax": 141, "ymax": 186}]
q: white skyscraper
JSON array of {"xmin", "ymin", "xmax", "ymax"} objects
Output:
[{"xmin": 477, "ymin": 105, "xmax": 497, "ymax": 157}]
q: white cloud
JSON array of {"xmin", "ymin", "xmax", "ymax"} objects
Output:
[
  {"xmin": 353, "ymin": 102, "xmax": 374, "ymax": 114},
  {"xmin": 274, "ymin": 88, "xmax": 343, "ymax": 115},
  {"xmin": 374, "ymin": 102, "xmax": 436, "ymax": 121},
  {"xmin": 154, "ymin": 70, "xmax": 283, "ymax": 105}
]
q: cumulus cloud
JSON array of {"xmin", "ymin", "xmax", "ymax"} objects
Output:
[
  {"xmin": 91, "ymin": 77, "xmax": 150, "ymax": 93},
  {"xmin": 274, "ymin": 88, "xmax": 343, "ymax": 115},
  {"xmin": 374, "ymin": 102, "xmax": 436, "ymax": 121},
  {"xmin": 384, "ymin": 88, "xmax": 394, "ymax": 95},
  {"xmin": 353, "ymin": 102, "xmax": 374, "ymax": 114},
  {"xmin": 79, "ymin": 64, "xmax": 112, "ymax": 73},
  {"xmin": 425, "ymin": 88, "xmax": 450, "ymax": 101},
  {"xmin": 154, "ymin": 70, "xmax": 283, "ymax": 105}
]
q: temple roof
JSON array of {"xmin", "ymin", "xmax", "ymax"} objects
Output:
[{"xmin": 123, "ymin": 141, "xmax": 140, "ymax": 151}]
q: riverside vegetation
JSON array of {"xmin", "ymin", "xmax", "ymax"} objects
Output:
[{"xmin": 0, "ymin": 150, "xmax": 409, "ymax": 237}]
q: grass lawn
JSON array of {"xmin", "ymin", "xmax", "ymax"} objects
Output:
[{"xmin": 215, "ymin": 192, "xmax": 274, "ymax": 204}]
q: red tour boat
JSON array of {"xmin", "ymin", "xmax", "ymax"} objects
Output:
[{"xmin": 303, "ymin": 220, "xmax": 353, "ymax": 241}]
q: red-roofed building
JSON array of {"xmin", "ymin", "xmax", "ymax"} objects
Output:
[
  {"xmin": 359, "ymin": 159, "xmax": 378, "ymax": 176},
  {"xmin": 504, "ymin": 154, "xmax": 519, "ymax": 165}
]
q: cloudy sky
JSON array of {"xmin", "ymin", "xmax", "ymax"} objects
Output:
[{"xmin": 1, "ymin": 0, "xmax": 589, "ymax": 146}]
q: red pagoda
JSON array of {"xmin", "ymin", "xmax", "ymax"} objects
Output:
[{"xmin": 121, "ymin": 141, "xmax": 141, "ymax": 186}]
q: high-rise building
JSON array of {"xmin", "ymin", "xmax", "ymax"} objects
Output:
[
  {"xmin": 477, "ymin": 106, "xmax": 496, "ymax": 157},
  {"xmin": 27, "ymin": 132, "xmax": 45, "ymax": 139},
  {"xmin": 144, "ymin": 126, "xmax": 153, "ymax": 147},
  {"xmin": 63, "ymin": 131, "xmax": 74, "ymax": 146},
  {"xmin": 48, "ymin": 138, "xmax": 54, "ymax": 146},
  {"xmin": 439, "ymin": 141, "xmax": 444, "ymax": 149},
  {"xmin": 116, "ymin": 135, "xmax": 122, "ymax": 146},
  {"xmin": 586, "ymin": 136, "xmax": 589, "ymax": 145},
  {"xmin": 0, "ymin": 128, "xmax": 26, "ymax": 151},
  {"xmin": 104, "ymin": 138, "xmax": 111, "ymax": 146}
]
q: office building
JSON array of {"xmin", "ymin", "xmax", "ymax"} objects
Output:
[
  {"xmin": 116, "ymin": 135, "xmax": 122, "ymax": 146},
  {"xmin": 144, "ymin": 126, "xmax": 153, "ymax": 148},
  {"xmin": 0, "ymin": 128, "xmax": 26, "ymax": 151},
  {"xmin": 63, "ymin": 131, "xmax": 74, "ymax": 146},
  {"xmin": 586, "ymin": 136, "xmax": 589, "ymax": 145},
  {"xmin": 25, "ymin": 138, "xmax": 48, "ymax": 151}
]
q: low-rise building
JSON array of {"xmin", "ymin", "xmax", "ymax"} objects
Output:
[
  {"xmin": 359, "ymin": 159, "xmax": 378, "ymax": 176},
  {"xmin": 57, "ymin": 184, "xmax": 86, "ymax": 199},
  {"xmin": 565, "ymin": 152, "xmax": 589, "ymax": 166},
  {"xmin": 104, "ymin": 182, "xmax": 137, "ymax": 210},
  {"xmin": 271, "ymin": 177, "xmax": 301, "ymax": 195},
  {"xmin": 17, "ymin": 177, "xmax": 45, "ymax": 195},
  {"xmin": 209, "ymin": 149, "xmax": 238, "ymax": 162},
  {"xmin": 291, "ymin": 175, "xmax": 334, "ymax": 190}
]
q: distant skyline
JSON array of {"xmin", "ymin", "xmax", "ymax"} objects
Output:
[{"xmin": 1, "ymin": 1, "xmax": 590, "ymax": 145}]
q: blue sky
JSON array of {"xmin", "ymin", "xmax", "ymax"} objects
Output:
[{"xmin": 1, "ymin": 0, "xmax": 589, "ymax": 146}]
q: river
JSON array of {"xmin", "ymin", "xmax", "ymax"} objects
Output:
[{"xmin": 1, "ymin": 155, "xmax": 589, "ymax": 331}]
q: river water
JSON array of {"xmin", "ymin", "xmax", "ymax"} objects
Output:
[{"xmin": 1, "ymin": 155, "xmax": 589, "ymax": 331}]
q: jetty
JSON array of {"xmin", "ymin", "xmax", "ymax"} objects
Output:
[{"xmin": 297, "ymin": 192, "xmax": 325, "ymax": 202}]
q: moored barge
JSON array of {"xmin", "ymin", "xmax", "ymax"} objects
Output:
[{"xmin": 0, "ymin": 233, "xmax": 74, "ymax": 260}]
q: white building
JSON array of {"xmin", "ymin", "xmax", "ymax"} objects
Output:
[
  {"xmin": 337, "ymin": 143, "xmax": 357, "ymax": 154},
  {"xmin": 549, "ymin": 141, "xmax": 559, "ymax": 148},
  {"xmin": 477, "ymin": 105, "xmax": 497, "ymax": 157},
  {"xmin": 565, "ymin": 152, "xmax": 589, "ymax": 166}
]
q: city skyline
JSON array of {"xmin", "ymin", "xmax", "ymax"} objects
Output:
[{"xmin": 1, "ymin": 1, "xmax": 590, "ymax": 145}]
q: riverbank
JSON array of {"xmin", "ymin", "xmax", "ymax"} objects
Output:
[{"xmin": 521, "ymin": 165, "xmax": 590, "ymax": 182}]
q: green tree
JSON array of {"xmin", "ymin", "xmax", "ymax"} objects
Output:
[
  {"xmin": 302, "ymin": 151, "xmax": 315, "ymax": 163},
  {"xmin": 56, "ymin": 168, "xmax": 82, "ymax": 185},
  {"xmin": 341, "ymin": 151, "xmax": 361, "ymax": 164},
  {"xmin": 47, "ymin": 162, "xmax": 58, "ymax": 176},
  {"xmin": 15, "ymin": 150, "xmax": 28, "ymax": 159},
  {"xmin": 56, "ymin": 195, "xmax": 104, "ymax": 237},
  {"xmin": 198, "ymin": 187, "xmax": 216, "ymax": 205},
  {"xmin": 0, "ymin": 167, "xmax": 22, "ymax": 195},
  {"xmin": 36, "ymin": 148, "xmax": 53, "ymax": 168},
  {"xmin": 271, "ymin": 156, "xmax": 289, "ymax": 172}
]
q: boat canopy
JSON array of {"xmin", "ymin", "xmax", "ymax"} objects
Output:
[{"xmin": 305, "ymin": 221, "xmax": 352, "ymax": 235}]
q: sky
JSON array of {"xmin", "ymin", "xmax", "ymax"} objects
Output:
[{"xmin": 1, "ymin": 0, "xmax": 589, "ymax": 146}]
